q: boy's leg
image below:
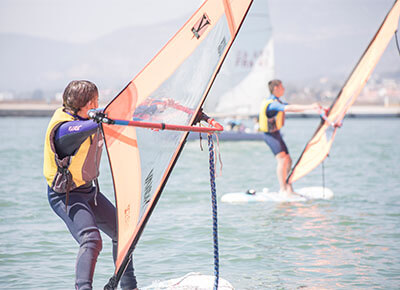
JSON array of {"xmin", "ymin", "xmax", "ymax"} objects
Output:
[{"xmin": 91, "ymin": 192, "xmax": 137, "ymax": 290}]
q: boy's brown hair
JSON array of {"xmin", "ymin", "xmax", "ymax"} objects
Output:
[
  {"xmin": 63, "ymin": 80, "xmax": 98, "ymax": 114},
  {"xmin": 268, "ymin": 79, "xmax": 282, "ymax": 94}
]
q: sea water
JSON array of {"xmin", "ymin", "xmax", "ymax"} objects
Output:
[{"xmin": 0, "ymin": 117, "xmax": 399, "ymax": 289}]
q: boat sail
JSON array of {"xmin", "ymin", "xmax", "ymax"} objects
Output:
[
  {"xmin": 100, "ymin": 0, "xmax": 254, "ymax": 288},
  {"xmin": 288, "ymin": 0, "xmax": 400, "ymax": 184},
  {"xmin": 204, "ymin": 0, "xmax": 274, "ymax": 116}
]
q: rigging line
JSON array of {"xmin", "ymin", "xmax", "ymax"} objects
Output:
[
  {"xmin": 199, "ymin": 133, "xmax": 204, "ymax": 151},
  {"xmin": 214, "ymin": 133, "xmax": 223, "ymax": 176},
  {"xmin": 208, "ymin": 134, "xmax": 219, "ymax": 290},
  {"xmin": 395, "ymin": 30, "xmax": 400, "ymax": 56},
  {"xmin": 322, "ymin": 161, "xmax": 326, "ymax": 197}
]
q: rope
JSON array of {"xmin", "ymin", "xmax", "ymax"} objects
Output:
[
  {"xmin": 322, "ymin": 161, "xmax": 325, "ymax": 197},
  {"xmin": 395, "ymin": 30, "xmax": 400, "ymax": 57},
  {"xmin": 214, "ymin": 134, "xmax": 223, "ymax": 176},
  {"xmin": 208, "ymin": 134, "xmax": 219, "ymax": 290}
]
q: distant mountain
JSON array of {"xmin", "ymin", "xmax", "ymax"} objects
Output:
[
  {"xmin": 0, "ymin": 18, "xmax": 185, "ymax": 93},
  {"xmin": 0, "ymin": 8, "xmax": 398, "ymax": 94},
  {"xmin": 269, "ymin": 0, "xmax": 400, "ymax": 85},
  {"xmin": 274, "ymin": 34, "xmax": 400, "ymax": 86}
]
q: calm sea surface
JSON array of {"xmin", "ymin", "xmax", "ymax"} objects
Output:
[{"xmin": 0, "ymin": 117, "xmax": 399, "ymax": 289}]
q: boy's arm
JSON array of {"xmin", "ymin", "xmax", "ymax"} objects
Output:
[
  {"xmin": 284, "ymin": 103, "xmax": 321, "ymax": 113},
  {"xmin": 54, "ymin": 120, "xmax": 99, "ymax": 159}
]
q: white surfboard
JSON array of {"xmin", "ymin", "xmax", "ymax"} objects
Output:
[
  {"xmin": 221, "ymin": 187, "xmax": 333, "ymax": 203},
  {"xmin": 142, "ymin": 272, "xmax": 234, "ymax": 289}
]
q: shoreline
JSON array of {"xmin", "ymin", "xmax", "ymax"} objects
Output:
[{"xmin": 0, "ymin": 103, "xmax": 399, "ymax": 118}]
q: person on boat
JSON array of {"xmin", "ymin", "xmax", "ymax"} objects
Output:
[
  {"xmin": 259, "ymin": 79, "xmax": 322, "ymax": 196},
  {"xmin": 43, "ymin": 80, "xmax": 138, "ymax": 290}
]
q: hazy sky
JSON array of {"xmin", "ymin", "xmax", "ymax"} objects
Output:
[
  {"xmin": 0, "ymin": 0, "xmax": 203, "ymax": 43},
  {"xmin": 1, "ymin": 0, "xmax": 396, "ymax": 43},
  {"xmin": 0, "ymin": 0, "xmax": 398, "ymax": 89}
]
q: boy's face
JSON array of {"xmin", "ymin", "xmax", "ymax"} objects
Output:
[
  {"xmin": 78, "ymin": 94, "xmax": 99, "ymax": 118},
  {"xmin": 88, "ymin": 94, "xmax": 99, "ymax": 109},
  {"xmin": 273, "ymin": 83, "xmax": 285, "ymax": 97}
]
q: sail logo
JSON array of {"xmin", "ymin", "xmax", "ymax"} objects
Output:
[
  {"xmin": 143, "ymin": 169, "xmax": 154, "ymax": 207},
  {"xmin": 235, "ymin": 49, "xmax": 271, "ymax": 68},
  {"xmin": 218, "ymin": 37, "xmax": 227, "ymax": 56},
  {"xmin": 192, "ymin": 13, "xmax": 211, "ymax": 39},
  {"xmin": 124, "ymin": 204, "xmax": 130, "ymax": 224}
]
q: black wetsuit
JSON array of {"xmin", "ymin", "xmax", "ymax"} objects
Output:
[{"xmin": 48, "ymin": 116, "xmax": 137, "ymax": 290}]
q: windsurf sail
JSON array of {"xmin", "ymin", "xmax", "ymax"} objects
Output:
[
  {"xmin": 204, "ymin": 0, "xmax": 274, "ymax": 116},
  {"xmin": 101, "ymin": 0, "xmax": 253, "ymax": 287},
  {"xmin": 288, "ymin": 0, "xmax": 400, "ymax": 184}
]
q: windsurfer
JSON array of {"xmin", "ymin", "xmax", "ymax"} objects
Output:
[
  {"xmin": 43, "ymin": 80, "xmax": 138, "ymax": 290},
  {"xmin": 259, "ymin": 79, "xmax": 322, "ymax": 196}
]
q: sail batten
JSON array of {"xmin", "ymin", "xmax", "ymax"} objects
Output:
[
  {"xmin": 288, "ymin": 0, "xmax": 400, "ymax": 184},
  {"xmin": 223, "ymin": 0, "xmax": 236, "ymax": 36},
  {"xmin": 101, "ymin": 0, "xmax": 254, "ymax": 285}
]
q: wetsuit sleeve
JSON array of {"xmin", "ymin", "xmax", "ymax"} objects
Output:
[
  {"xmin": 266, "ymin": 101, "xmax": 287, "ymax": 117},
  {"xmin": 54, "ymin": 120, "xmax": 100, "ymax": 159},
  {"xmin": 268, "ymin": 101, "xmax": 286, "ymax": 112}
]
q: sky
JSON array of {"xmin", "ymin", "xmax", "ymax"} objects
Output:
[
  {"xmin": 0, "ymin": 0, "xmax": 398, "ymax": 91},
  {"xmin": 1, "ymin": 0, "xmax": 395, "ymax": 43},
  {"xmin": 0, "ymin": 0, "xmax": 204, "ymax": 43}
]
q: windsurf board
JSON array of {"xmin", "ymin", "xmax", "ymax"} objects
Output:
[
  {"xmin": 142, "ymin": 272, "xmax": 234, "ymax": 289},
  {"xmin": 221, "ymin": 187, "xmax": 333, "ymax": 203}
]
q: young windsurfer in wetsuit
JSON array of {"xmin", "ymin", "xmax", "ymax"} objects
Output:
[
  {"xmin": 259, "ymin": 79, "xmax": 322, "ymax": 196},
  {"xmin": 43, "ymin": 80, "xmax": 138, "ymax": 290}
]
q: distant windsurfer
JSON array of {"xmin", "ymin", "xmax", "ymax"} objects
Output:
[
  {"xmin": 259, "ymin": 79, "xmax": 322, "ymax": 196},
  {"xmin": 43, "ymin": 80, "xmax": 138, "ymax": 290}
]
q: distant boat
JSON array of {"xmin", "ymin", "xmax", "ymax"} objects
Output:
[
  {"xmin": 188, "ymin": 116, "xmax": 263, "ymax": 141},
  {"xmin": 188, "ymin": 130, "xmax": 263, "ymax": 141}
]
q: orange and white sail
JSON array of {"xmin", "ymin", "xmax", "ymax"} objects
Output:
[
  {"xmin": 288, "ymin": 0, "xmax": 400, "ymax": 184},
  {"xmin": 101, "ymin": 0, "xmax": 253, "ymax": 286}
]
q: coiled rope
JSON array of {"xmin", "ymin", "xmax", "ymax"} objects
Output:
[{"xmin": 208, "ymin": 133, "xmax": 219, "ymax": 290}]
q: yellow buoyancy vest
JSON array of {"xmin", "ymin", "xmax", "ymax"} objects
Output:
[
  {"xmin": 259, "ymin": 98, "xmax": 285, "ymax": 133},
  {"xmin": 43, "ymin": 108, "xmax": 102, "ymax": 192}
]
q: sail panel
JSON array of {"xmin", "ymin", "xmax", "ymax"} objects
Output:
[
  {"xmin": 288, "ymin": 0, "xmax": 400, "ymax": 184},
  {"xmin": 204, "ymin": 0, "xmax": 274, "ymax": 116},
  {"xmin": 102, "ymin": 0, "xmax": 253, "ymax": 276}
]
